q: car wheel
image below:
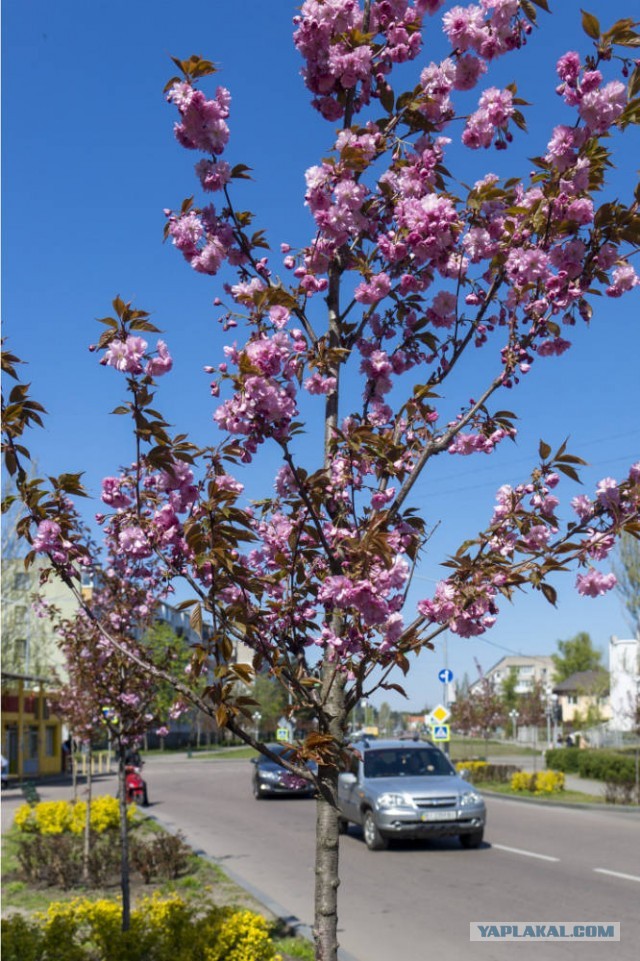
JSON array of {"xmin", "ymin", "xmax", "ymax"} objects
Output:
[
  {"xmin": 362, "ymin": 810, "xmax": 388, "ymax": 851},
  {"xmin": 460, "ymin": 829, "xmax": 484, "ymax": 849},
  {"xmin": 337, "ymin": 817, "xmax": 349, "ymax": 835}
]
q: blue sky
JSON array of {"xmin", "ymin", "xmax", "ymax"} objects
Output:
[{"xmin": 3, "ymin": 0, "xmax": 639, "ymax": 711}]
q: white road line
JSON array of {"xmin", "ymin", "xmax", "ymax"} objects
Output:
[
  {"xmin": 492, "ymin": 843, "xmax": 560, "ymax": 863},
  {"xmin": 594, "ymin": 868, "xmax": 640, "ymax": 883}
]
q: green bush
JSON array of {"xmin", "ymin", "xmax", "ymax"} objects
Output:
[
  {"xmin": 547, "ymin": 748, "xmax": 638, "ymax": 783},
  {"xmin": 544, "ymin": 747, "xmax": 581, "ymax": 773},
  {"xmin": 577, "ymin": 750, "xmax": 636, "ymax": 784}
]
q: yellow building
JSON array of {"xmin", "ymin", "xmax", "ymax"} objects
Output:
[
  {"xmin": 553, "ymin": 670, "xmax": 611, "ymax": 727},
  {"xmin": 1, "ymin": 672, "xmax": 64, "ymax": 779}
]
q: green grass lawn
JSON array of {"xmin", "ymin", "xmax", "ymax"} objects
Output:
[{"xmin": 450, "ymin": 737, "xmax": 541, "ymax": 759}]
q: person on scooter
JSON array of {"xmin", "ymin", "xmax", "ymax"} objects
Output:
[{"xmin": 124, "ymin": 748, "xmax": 149, "ymax": 806}]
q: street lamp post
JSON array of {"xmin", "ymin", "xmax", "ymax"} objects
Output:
[
  {"xmin": 509, "ymin": 709, "xmax": 519, "ymax": 742},
  {"xmin": 252, "ymin": 711, "xmax": 262, "ymax": 742}
]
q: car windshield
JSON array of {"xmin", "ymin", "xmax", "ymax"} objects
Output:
[{"xmin": 363, "ymin": 748, "xmax": 454, "ymax": 778}]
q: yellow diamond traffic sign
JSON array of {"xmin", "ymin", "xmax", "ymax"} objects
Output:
[{"xmin": 430, "ymin": 704, "xmax": 450, "ymax": 724}]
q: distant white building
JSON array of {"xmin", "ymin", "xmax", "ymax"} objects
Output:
[
  {"xmin": 470, "ymin": 655, "xmax": 555, "ymax": 695},
  {"xmin": 609, "ymin": 636, "xmax": 640, "ymax": 732}
]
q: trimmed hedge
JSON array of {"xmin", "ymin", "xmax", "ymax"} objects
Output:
[
  {"xmin": 545, "ymin": 748, "xmax": 637, "ymax": 783},
  {"xmin": 456, "ymin": 762, "xmax": 521, "ymax": 784},
  {"xmin": 544, "ymin": 748, "xmax": 581, "ymax": 773}
]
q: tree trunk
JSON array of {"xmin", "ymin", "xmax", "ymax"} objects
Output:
[
  {"xmin": 82, "ymin": 759, "xmax": 92, "ymax": 883},
  {"xmin": 118, "ymin": 757, "xmax": 131, "ymax": 931},
  {"xmin": 313, "ymin": 657, "xmax": 346, "ymax": 961}
]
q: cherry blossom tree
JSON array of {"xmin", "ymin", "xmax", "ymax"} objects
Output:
[
  {"xmin": 54, "ymin": 562, "xmax": 172, "ymax": 930},
  {"xmin": 3, "ymin": 3, "xmax": 640, "ymax": 959}
]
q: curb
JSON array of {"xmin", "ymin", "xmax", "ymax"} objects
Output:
[
  {"xmin": 479, "ymin": 789, "xmax": 640, "ymax": 813},
  {"xmin": 145, "ymin": 810, "xmax": 362, "ymax": 961}
]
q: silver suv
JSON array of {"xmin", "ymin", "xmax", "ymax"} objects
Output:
[{"xmin": 337, "ymin": 739, "xmax": 486, "ymax": 851}]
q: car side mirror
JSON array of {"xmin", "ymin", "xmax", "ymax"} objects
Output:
[
  {"xmin": 339, "ymin": 772, "xmax": 357, "ymax": 786},
  {"xmin": 458, "ymin": 768, "xmax": 469, "ymax": 780}
]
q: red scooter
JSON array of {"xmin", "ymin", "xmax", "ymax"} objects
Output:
[{"xmin": 124, "ymin": 763, "xmax": 149, "ymax": 806}]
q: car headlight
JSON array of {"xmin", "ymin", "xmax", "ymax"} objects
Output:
[
  {"xmin": 259, "ymin": 770, "xmax": 282, "ymax": 782},
  {"xmin": 376, "ymin": 792, "xmax": 414, "ymax": 809},
  {"xmin": 460, "ymin": 790, "xmax": 482, "ymax": 806}
]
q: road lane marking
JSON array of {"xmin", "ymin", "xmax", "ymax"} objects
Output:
[
  {"xmin": 492, "ymin": 844, "xmax": 560, "ymax": 863},
  {"xmin": 594, "ymin": 868, "xmax": 640, "ymax": 883}
]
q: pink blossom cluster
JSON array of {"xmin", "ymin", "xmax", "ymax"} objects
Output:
[
  {"xmin": 167, "ymin": 80, "xmax": 231, "ymax": 155},
  {"xmin": 33, "ymin": 519, "xmax": 71, "ymax": 565},
  {"xmin": 101, "ymin": 477, "xmax": 133, "ymax": 509},
  {"xmin": 305, "ymin": 163, "xmax": 371, "ymax": 247},
  {"xmin": 576, "ymin": 568, "xmax": 617, "ymax": 597},
  {"xmin": 101, "ymin": 336, "xmax": 173, "ymax": 378},
  {"xmin": 293, "ymin": 1, "xmax": 436, "ymax": 120},
  {"xmin": 442, "ymin": 1, "xmax": 529, "ymax": 62},
  {"xmin": 317, "ymin": 557, "xmax": 409, "ymax": 628},
  {"xmin": 418, "ymin": 579, "xmax": 498, "ymax": 637},
  {"xmin": 213, "ymin": 332, "xmax": 304, "ymax": 456},
  {"xmin": 448, "ymin": 427, "xmax": 511, "ymax": 456},
  {"xmin": 380, "ymin": 191, "xmax": 462, "ymax": 268},
  {"xmin": 419, "ymin": 56, "xmax": 486, "ymax": 127},
  {"xmin": 462, "ymin": 86, "xmax": 514, "ymax": 149},
  {"xmin": 166, "ymin": 205, "xmax": 244, "ymax": 277},
  {"xmin": 555, "ymin": 52, "xmax": 627, "ymax": 136}
]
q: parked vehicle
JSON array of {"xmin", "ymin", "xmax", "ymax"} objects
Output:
[
  {"xmin": 337, "ymin": 739, "xmax": 486, "ymax": 850},
  {"xmin": 124, "ymin": 763, "xmax": 149, "ymax": 806},
  {"xmin": 251, "ymin": 743, "xmax": 317, "ymax": 799}
]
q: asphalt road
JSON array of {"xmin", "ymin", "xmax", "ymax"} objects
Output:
[
  {"xmin": 3, "ymin": 755, "xmax": 639, "ymax": 961},
  {"xmin": 145, "ymin": 755, "xmax": 640, "ymax": 961}
]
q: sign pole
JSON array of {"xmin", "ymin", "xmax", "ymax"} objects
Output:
[{"xmin": 443, "ymin": 634, "xmax": 449, "ymax": 756}]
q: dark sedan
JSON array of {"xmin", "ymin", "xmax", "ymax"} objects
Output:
[{"xmin": 251, "ymin": 743, "xmax": 317, "ymax": 799}]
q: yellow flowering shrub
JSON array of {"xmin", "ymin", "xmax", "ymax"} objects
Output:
[
  {"xmin": 533, "ymin": 770, "xmax": 565, "ymax": 795},
  {"xmin": 4, "ymin": 895, "xmax": 282, "ymax": 961},
  {"xmin": 208, "ymin": 910, "xmax": 282, "ymax": 961},
  {"xmin": 13, "ymin": 802, "xmax": 36, "ymax": 832},
  {"xmin": 511, "ymin": 771, "xmax": 536, "ymax": 792},
  {"xmin": 510, "ymin": 770, "xmax": 565, "ymax": 794},
  {"xmin": 14, "ymin": 797, "xmax": 135, "ymax": 836},
  {"xmin": 455, "ymin": 761, "xmax": 488, "ymax": 774},
  {"xmin": 35, "ymin": 800, "xmax": 74, "ymax": 835}
]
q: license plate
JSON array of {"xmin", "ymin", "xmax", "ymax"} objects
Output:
[{"xmin": 420, "ymin": 810, "xmax": 458, "ymax": 822}]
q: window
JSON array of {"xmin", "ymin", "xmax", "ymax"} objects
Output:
[
  {"xmin": 45, "ymin": 727, "xmax": 57, "ymax": 757},
  {"xmin": 14, "ymin": 572, "xmax": 29, "ymax": 590},
  {"xmin": 364, "ymin": 748, "xmax": 453, "ymax": 778},
  {"xmin": 567, "ymin": 695, "xmax": 577, "ymax": 705},
  {"xmin": 26, "ymin": 727, "xmax": 39, "ymax": 760},
  {"xmin": 14, "ymin": 638, "xmax": 28, "ymax": 664},
  {"xmin": 13, "ymin": 605, "xmax": 28, "ymax": 628}
]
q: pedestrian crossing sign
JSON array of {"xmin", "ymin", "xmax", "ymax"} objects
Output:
[{"xmin": 431, "ymin": 724, "xmax": 450, "ymax": 742}]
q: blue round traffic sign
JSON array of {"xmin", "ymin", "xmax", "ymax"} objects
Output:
[{"xmin": 438, "ymin": 668, "xmax": 454, "ymax": 683}]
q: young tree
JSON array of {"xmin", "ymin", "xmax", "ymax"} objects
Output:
[
  {"xmin": 54, "ymin": 560, "xmax": 173, "ymax": 931},
  {"xmin": 3, "ymin": 5, "xmax": 640, "ymax": 960},
  {"xmin": 552, "ymin": 630, "xmax": 604, "ymax": 681},
  {"xmin": 450, "ymin": 675, "xmax": 506, "ymax": 740},
  {"xmin": 500, "ymin": 667, "xmax": 520, "ymax": 711}
]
